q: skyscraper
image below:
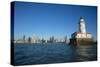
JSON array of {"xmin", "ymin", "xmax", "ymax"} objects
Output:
[{"xmin": 23, "ymin": 35, "xmax": 25, "ymax": 43}]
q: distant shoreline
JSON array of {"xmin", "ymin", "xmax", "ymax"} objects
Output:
[{"xmin": 14, "ymin": 42, "xmax": 68, "ymax": 45}]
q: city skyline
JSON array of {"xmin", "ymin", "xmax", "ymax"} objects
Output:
[{"xmin": 14, "ymin": 2, "xmax": 97, "ymax": 40}]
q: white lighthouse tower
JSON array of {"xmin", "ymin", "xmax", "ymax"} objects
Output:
[
  {"xmin": 70, "ymin": 16, "xmax": 93, "ymax": 45},
  {"xmin": 79, "ymin": 16, "xmax": 86, "ymax": 33},
  {"xmin": 71, "ymin": 16, "xmax": 92, "ymax": 39}
]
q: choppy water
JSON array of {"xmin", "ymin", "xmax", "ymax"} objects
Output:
[{"xmin": 14, "ymin": 43, "xmax": 97, "ymax": 65}]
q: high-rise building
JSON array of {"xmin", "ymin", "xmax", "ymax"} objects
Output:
[
  {"xmin": 31, "ymin": 34, "xmax": 40, "ymax": 43},
  {"xmin": 64, "ymin": 36, "xmax": 67, "ymax": 43},
  {"xmin": 23, "ymin": 35, "xmax": 26, "ymax": 43},
  {"xmin": 28, "ymin": 37, "xmax": 31, "ymax": 43}
]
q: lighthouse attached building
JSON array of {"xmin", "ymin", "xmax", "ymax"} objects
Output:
[{"xmin": 70, "ymin": 17, "xmax": 93, "ymax": 45}]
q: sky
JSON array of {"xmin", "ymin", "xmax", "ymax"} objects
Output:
[{"xmin": 13, "ymin": 1, "xmax": 97, "ymax": 40}]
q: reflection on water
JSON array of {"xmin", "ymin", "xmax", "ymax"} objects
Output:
[
  {"xmin": 14, "ymin": 43, "xmax": 97, "ymax": 65},
  {"xmin": 75, "ymin": 45, "xmax": 97, "ymax": 61}
]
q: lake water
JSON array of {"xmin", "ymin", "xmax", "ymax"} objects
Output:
[{"xmin": 14, "ymin": 43, "xmax": 97, "ymax": 65}]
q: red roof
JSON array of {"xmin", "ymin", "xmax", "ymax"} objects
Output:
[{"xmin": 72, "ymin": 32, "xmax": 90, "ymax": 35}]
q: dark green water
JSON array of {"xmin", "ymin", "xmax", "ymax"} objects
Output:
[{"xmin": 14, "ymin": 43, "xmax": 97, "ymax": 65}]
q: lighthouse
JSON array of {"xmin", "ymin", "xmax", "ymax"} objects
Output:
[
  {"xmin": 70, "ymin": 16, "xmax": 93, "ymax": 45},
  {"xmin": 79, "ymin": 16, "xmax": 86, "ymax": 33}
]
